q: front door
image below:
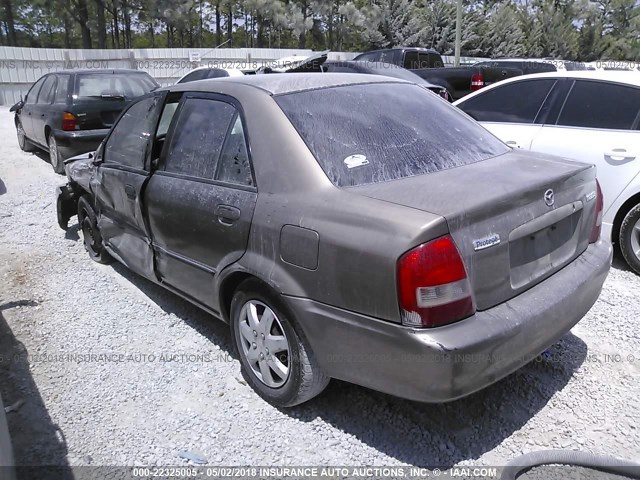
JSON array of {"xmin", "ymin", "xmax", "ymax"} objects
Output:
[
  {"xmin": 144, "ymin": 93, "xmax": 257, "ymax": 311},
  {"xmin": 91, "ymin": 93, "xmax": 166, "ymax": 279}
]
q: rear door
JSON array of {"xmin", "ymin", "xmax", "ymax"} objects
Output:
[
  {"xmin": 457, "ymin": 78, "xmax": 562, "ymax": 150},
  {"xmin": 20, "ymin": 76, "xmax": 47, "ymax": 141},
  {"xmin": 144, "ymin": 93, "xmax": 257, "ymax": 311},
  {"xmin": 31, "ymin": 74, "xmax": 57, "ymax": 145},
  {"xmin": 92, "ymin": 92, "xmax": 166, "ymax": 279},
  {"xmin": 530, "ymin": 79, "xmax": 640, "ymax": 215}
]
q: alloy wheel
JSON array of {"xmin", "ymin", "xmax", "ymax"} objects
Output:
[
  {"xmin": 49, "ymin": 136, "xmax": 59, "ymax": 169},
  {"xmin": 629, "ymin": 218, "xmax": 640, "ymax": 262},
  {"xmin": 17, "ymin": 123, "xmax": 26, "ymax": 148},
  {"xmin": 238, "ymin": 300, "xmax": 290, "ymax": 388}
]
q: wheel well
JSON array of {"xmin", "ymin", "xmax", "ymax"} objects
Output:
[
  {"xmin": 612, "ymin": 192, "xmax": 640, "ymax": 246},
  {"xmin": 219, "ymin": 272, "xmax": 271, "ymax": 322},
  {"xmin": 44, "ymin": 125, "xmax": 51, "ymax": 144}
]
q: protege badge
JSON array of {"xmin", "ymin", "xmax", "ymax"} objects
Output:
[{"xmin": 473, "ymin": 234, "xmax": 501, "ymax": 251}]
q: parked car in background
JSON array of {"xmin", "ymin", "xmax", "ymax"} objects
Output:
[
  {"xmin": 314, "ymin": 59, "xmax": 451, "ymax": 100},
  {"xmin": 57, "ymin": 73, "xmax": 610, "ymax": 407},
  {"xmin": 353, "ymin": 47, "xmax": 522, "ymax": 100},
  {"xmin": 454, "ymin": 71, "xmax": 640, "ymax": 273},
  {"xmin": 176, "ymin": 67, "xmax": 245, "ymax": 83},
  {"xmin": 473, "ymin": 58, "xmax": 593, "ymax": 75},
  {"xmin": 11, "ymin": 69, "xmax": 159, "ymax": 174},
  {"xmin": 257, "ymin": 53, "xmax": 451, "ymax": 100}
]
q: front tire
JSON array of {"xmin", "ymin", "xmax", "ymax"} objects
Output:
[
  {"xmin": 77, "ymin": 196, "xmax": 112, "ymax": 264},
  {"xmin": 230, "ymin": 279, "xmax": 329, "ymax": 407},
  {"xmin": 16, "ymin": 121, "xmax": 36, "ymax": 152},
  {"xmin": 48, "ymin": 133, "xmax": 65, "ymax": 174}
]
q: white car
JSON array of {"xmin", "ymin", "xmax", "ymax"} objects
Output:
[
  {"xmin": 454, "ymin": 71, "xmax": 640, "ymax": 272},
  {"xmin": 176, "ymin": 67, "xmax": 245, "ymax": 84}
]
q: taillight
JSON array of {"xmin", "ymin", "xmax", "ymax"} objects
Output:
[
  {"xmin": 397, "ymin": 235, "xmax": 475, "ymax": 328},
  {"xmin": 470, "ymin": 71, "xmax": 484, "ymax": 91},
  {"xmin": 589, "ymin": 180, "xmax": 603, "ymax": 243},
  {"xmin": 62, "ymin": 112, "xmax": 78, "ymax": 131}
]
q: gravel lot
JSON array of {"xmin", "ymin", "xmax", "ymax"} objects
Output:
[{"xmin": 0, "ymin": 106, "xmax": 638, "ymax": 472}]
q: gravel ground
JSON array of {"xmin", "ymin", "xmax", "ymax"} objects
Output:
[{"xmin": 0, "ymin": 106, "xmax": 638, "ymax": 472}]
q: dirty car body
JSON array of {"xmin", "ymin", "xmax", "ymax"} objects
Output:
[{"xmin": 57, "ymin": 73, "xmax": 611, "ymax": 406}]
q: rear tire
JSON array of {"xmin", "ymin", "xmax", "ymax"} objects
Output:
[
  {"xmin": 619, "ymin": 203, "xmax": 640, "ymax": 275},
  {"xmin": 77, "ymin": 196, "xmax": 112, "ymax": 264},
  {"xmin": 16, "ymin": 121, "xmax": 36, "ymax": 152},
  {"xmin": 48, "ymin": 133, "xmax": 65, "ymax": 175},
  {"xmin": 230, "ymin": 279, "xmax": 329, "ymax": 407}
]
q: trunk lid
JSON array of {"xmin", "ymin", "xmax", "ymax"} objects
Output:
[
  {"xmin": 71, "ymin": 98, "xmax": 130, "ymax": 130},
  {"xmin": 351, "ymin": 150, "xmax": 598, "ymax": 310}
]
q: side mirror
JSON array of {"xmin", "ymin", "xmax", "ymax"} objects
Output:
[
  {"xmin": 9, "ymin": 100, "xmax": 24, "ymax": 113},
  {"xmin": 92, "ymin": 143, "xmax": 104, "ymax": 165}
]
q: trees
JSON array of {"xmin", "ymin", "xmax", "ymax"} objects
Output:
[{"xmin": 0, "ymin": 0, "xmax": 637, "ymax": 60}]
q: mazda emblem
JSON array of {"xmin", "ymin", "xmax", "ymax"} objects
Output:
[{"xmin": 544, "ymin": 189, "xmax": 554, "ymax": 207}]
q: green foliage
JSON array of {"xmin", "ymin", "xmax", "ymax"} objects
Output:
[{"xmin": 0, "ymin": 0, "xmax": 638, "ymax": 60}]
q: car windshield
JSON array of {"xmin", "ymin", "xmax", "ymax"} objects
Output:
[
  {"xmin": 275, "ymin": 83, "xmax": 508, "ymax": 187},
  {"xmin": 76, "ymin": 73, "xmax": 158, "ymax": 99}
]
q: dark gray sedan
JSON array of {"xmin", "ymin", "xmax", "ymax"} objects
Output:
[{"xmin": 56, "ymin": 74, "xmax": 611, "ymax": 407}]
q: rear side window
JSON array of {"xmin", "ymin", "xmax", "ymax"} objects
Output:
[
  {"xmin": 276, "ymin": 83, "xmax": 508, "ymax": 187},
  {"xmin": 164, "ymin": 98, "xmax": 236, "ymax": 179},
  {"xmin": 458, "ymin": 79, "xmax": 557, "ymax": 124},
  {"xmin": 216, "ymin": 115, "xmax": 253, "ymax": 187},
  {"xmin": 207, "ymin": 69, "xmax": 230, "ymax": 79},
  {"xmin": 76, "ymin": 73, "xmax": 157, "ymax": 99},
  {"xmin": 104, "ymin": 95, "xmax": 162, "ymax": 169},
  {"xmin": 178, "ymin": 70, "xmax": 209, "ymax": 84},
  {"xmin": 557, "ymin": 80, "xmax": 640, "ymax": 130}
]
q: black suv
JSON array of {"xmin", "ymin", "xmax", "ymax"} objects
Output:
[{"xmin": 11, "ymin": 69, "xmax": 158, "ymax": 173}]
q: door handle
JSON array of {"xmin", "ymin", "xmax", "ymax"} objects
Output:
[
  {"xmin": 124, "ymin": 184, "xmax": 136, "ymax": 199},
  {"xmin": 215, "ymin": 204, "xmax": 241, "ymax": 224},
  {"xmin": 506, "ymin": 140, "xmax": 521, "ymax": 149},
  {"xmin": 604, "ymin": 149, "xmax": 636, "ymax": 162}
]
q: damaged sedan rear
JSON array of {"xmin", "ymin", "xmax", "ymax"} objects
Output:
[{"xmin": 56, "ymin": 73, "xmax": 611, "ymax": 407}]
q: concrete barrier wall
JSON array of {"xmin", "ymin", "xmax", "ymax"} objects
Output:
[{"xmin": 0, "ymin": 46, "xmax": 482, "ymax": 105}]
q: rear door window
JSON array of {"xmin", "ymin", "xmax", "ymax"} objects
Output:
[
  {"xmin": 55, "ymin": 74, "xmax": 71, "ymax": 103},
  {"xmin": 163, "ymin": 97, "xmax": 236, "ymax": 179},
  {"xmin": 178, "ymin": 70, "xmax": 210, "ymax": 84},
  {"xmin": 276, "ymin": 83, "xmax": 508, "ymax": 187},
  {"xmin": 458, "ymin": 79, "xmax": 557, "ymax": 124},
  {"xmin": 215, "ymin": 115, "xmax": 253, "ymax": 187},
  {"xmin": 37, "ymin": 75, "xmax": 57, "ymax": 104},
  {"xmin": 557, "ymin": 80, "xmax": 640, "ymax": 130}
]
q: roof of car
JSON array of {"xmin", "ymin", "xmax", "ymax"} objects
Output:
[
  {"xmin": 454, "ymin": 70, "xmax": 640, "ymax": 106},
  {"xmin": 47, "ymin": 69, "xmax": 147, "ymax": 75},
  {"xmin": 168, "ymin": 72, "xmax": 409, "ymax": 95}
]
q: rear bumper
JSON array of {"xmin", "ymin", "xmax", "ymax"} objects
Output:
[
  {"xmin": 53, "ymin": 129, "xmax": 109, "ymax": 158},
  {"xmin": 287, "ymin": 239, "xmax": 612, "ymax": 402}
]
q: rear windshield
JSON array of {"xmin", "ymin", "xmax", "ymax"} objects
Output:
[
  {"xmin": 75, "ymin": 73, "xmax": 157, "ymax": 99},
  {"xmin": 275, "ymin": 83, "xmax": 508, "ymax": 187}
]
